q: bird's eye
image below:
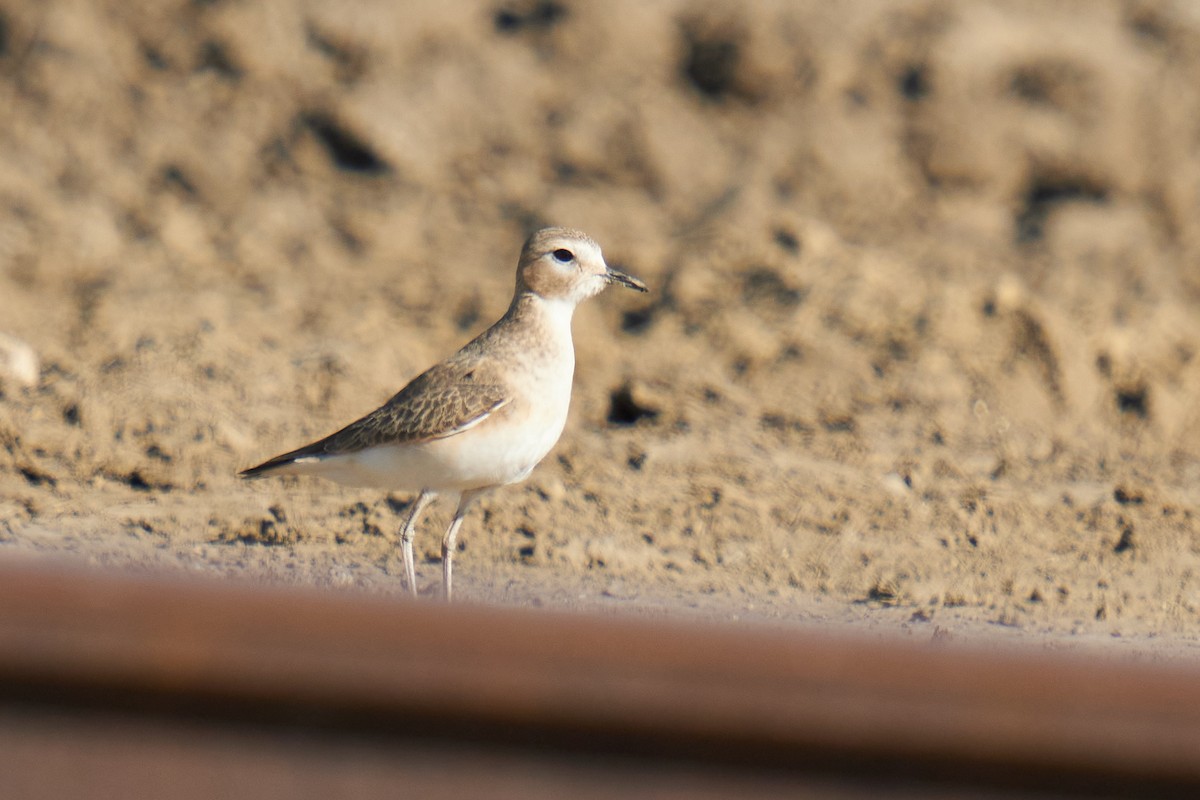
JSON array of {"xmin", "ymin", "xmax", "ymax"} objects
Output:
[{"xmin": 552, "ymin": 248, "xmax": 574, "ymax": 263}]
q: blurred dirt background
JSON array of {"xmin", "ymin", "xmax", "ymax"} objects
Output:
[{"xmin": 2, "ymin": 0, "xmax": 1200, "ymax": 654}]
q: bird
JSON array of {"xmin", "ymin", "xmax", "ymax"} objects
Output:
[{"xmin": 240, "ymin": 227, "xmax": 647, "ymax": 600}]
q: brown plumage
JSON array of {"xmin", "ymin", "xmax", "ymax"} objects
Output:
[
  {"xmin": 239, "ymin": 361, "xmax": 509, "ymax": 478},
  {"xmin": 239, "ymin": 227, "xmax": 646, "ymax": 600}
]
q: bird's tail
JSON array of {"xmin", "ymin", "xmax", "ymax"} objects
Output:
[{"xmin": 239, "ymin": 451, "xmax": 309, "ymax": 479}]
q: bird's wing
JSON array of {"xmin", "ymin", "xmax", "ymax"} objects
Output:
[
  {"xmin": 321, "ymin": 368, "xmax": 510, "ymax": 452},
  {"xmin": 239, "ymin": 361, "xmax": 509, "ymax": 476}
]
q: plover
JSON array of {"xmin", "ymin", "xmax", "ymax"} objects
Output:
[{"xmin": 241, "ymin": 228, "xmax": 647, "ymax": 600}]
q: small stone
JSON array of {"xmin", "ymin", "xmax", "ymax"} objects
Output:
[{"xmin": 0, "ymin": 332, "xmax": 38, "ymax": 387}]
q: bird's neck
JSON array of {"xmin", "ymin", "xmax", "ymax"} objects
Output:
[
  {"xmin": 485, "ymin": 292, "xmax": 575, "ymax": 380},
  {"xmin": 505, "ymin": 291, "xmax": 578, "ymax": 340}
]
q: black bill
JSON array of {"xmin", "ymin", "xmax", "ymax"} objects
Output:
[{"xmin": 606, "ymin": 267, "xmax": 648, "ymax": 292}]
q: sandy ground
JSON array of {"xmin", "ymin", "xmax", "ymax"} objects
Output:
[{"xmin": 2, "ymin": 0, "xmax": 1200, "ymax": 659}]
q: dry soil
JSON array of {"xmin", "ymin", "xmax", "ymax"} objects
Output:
[{"xmin": 3, "ymin": 0, "xmax": 1200, "ymax": 659}]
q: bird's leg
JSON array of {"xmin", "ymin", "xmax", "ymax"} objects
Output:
[
  {"xmin": 441, "ymin": 488, "xmax": 489, "ymax": 601},
  {"xmin": 399, "ymin": 489, "xmax": 435, "ymax": 596}
]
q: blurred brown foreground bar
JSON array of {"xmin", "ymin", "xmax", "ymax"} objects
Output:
[{"xmin": 0, "ymin": 560, "xmax": 1198, "ymax": 799}]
